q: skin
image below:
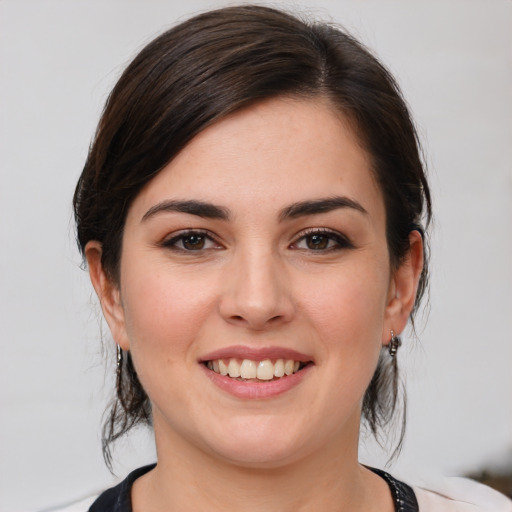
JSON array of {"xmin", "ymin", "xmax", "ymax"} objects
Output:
[{"xmin": 86, "ymin": 97, "xmax": 423, "ymax": 512}]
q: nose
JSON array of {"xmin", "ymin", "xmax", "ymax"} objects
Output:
[{"xmin": 218, "ymin": 247, "xmax": 295, "ymax": 331}]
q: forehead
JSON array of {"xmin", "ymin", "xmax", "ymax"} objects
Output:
[{"xmin": 128, "ymin": 97, "xmax": 384, "ymax": 222}]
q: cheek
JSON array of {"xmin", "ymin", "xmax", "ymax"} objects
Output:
[
  {"xmin": 119, "ymin": 263, "xmax": 216, "ymax": 363},
  {"xmin": 299, "ymin": 262, "xmax": 389, "ymax": 397},
  {"xmin": 301, "ymin": 264, "xmax": 390, "ymax": 343}
]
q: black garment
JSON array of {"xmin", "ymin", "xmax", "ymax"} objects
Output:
[
  {"xmin": 89, "ymin": 464, "xmax": 419, "ymax": 512},
  {"xmin": 371, "ymin": 467, "xmax": 420, "ymax": 512},
  {"xmin": 89, "ymin": 465, "xmax": 155, "ymax": 512}
]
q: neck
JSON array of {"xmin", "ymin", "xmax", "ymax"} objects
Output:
[{"xmin": 132, "ymin": 420, "xmax": 392, "ymax": 512}]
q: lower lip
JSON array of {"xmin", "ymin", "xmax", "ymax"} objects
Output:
[{"xmin": 201, "ymin": 364, "xmax": 313, "ymax": 399}]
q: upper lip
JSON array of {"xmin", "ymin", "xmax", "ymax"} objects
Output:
[{"xmin": 199, "ymin": 345, "xmax": 313, "ymax": 363}]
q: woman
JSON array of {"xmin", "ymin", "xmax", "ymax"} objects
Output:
[{"xmin": 73, "ymin": 5, "xmax": 511, "ymax": 511}]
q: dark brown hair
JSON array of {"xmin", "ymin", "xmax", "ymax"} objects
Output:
[{"xmin": 73, "ymin": 5, "xmax": 431, "ymax": 468}]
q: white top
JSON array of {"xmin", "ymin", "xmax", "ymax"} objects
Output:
[{"xmin": 414, "ymin": 478, "xmax": 512, "ymax": 511}]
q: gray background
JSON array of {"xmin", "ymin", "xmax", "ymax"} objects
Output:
[{"xmin": 1, "ymin": 1, "xmax": 511, "ymax": 511}]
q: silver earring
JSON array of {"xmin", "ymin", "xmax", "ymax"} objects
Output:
[
  {"xmin": 116, "ymin": 344, "xmax": 123, "ymax": 395},
  {"xmin": 116, "ymin": 344, "xmax": 122, "ymax": 369},
  {"xmin": 389, "ymin": 330, "xmax": 401, "ymax": 357}
]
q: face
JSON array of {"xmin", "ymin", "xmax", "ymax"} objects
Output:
[{"xmin": 89, "ymin": 97, "xmax": 418, "ymax": 469}]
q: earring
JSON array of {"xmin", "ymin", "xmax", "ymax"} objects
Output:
[
  {"xmin": 116, "ymin": 344, "xmax": 123, "ymax": 395},
  {"xmin": 116, "ymin": 344, "xmax": 123, "ymax": 371},
  {"xmin": 389, "ymin": 330, "xmax": 401, "ymax": 357}
]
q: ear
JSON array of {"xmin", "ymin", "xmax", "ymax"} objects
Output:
[
  {"xmin": 85, "ymin": 241, "xmax": 130, "ymax": 351},
  {"xmin": 382, "ymin": 230, "xmax": 424, "ymax": 343}
]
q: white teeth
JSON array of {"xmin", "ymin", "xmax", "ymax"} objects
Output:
[
  {"xmin": 240, "ymin": 359, "xmax": 257, "ymax": 379},
  {"xmin": 207, "ymin": 357, "xmax": 306, "ymax": 380},
  {"xmin": 227, "ymin": 359, "xmax": 241, "ymax": 378},
  {"xmin": 274, "ymin": 359, "xmax": 285, "ymax": 377},
  {"xmin": 257, "ymin": 359, "xmax": 274, "ymax": 380},
  {"xmin": 284, "ymin": 359, "xmax": 294, "ymax": 376},
  {"xmin": 218, "ymin": 359, "xmax": 228, "ymax": 376}
]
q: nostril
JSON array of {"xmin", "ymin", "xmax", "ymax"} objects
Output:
[{"xmin": 230, "ymin": 314, "xmax": 283, "ymax": 326}]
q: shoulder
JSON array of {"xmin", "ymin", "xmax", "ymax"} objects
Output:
[
  {"xmin": 87, "ymin": 464, "xmax": 156, "ymax": 512},
  {"xmin": 413, "ymin": 477, "xmax": 512, "ymax": 511}
]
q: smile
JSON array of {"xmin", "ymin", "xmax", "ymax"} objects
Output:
[
  {"xmin": 200, "ymin": 346, "xmax": 314, "ymax": 398},
  {"xmin": 205, "ymin": 358, "xmax": 307, "ymax": 381}
]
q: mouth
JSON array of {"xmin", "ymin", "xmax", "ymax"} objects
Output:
[
  {"xmin": 204, "ymin": 358, "xmax": 311, "ymax": 382},
  {"xmin": 200, "ymin": 347, "xmax": 314, "ymax": 398}
]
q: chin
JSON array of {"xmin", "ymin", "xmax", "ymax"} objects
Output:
[
  {"xmin": 213, "ymin": 441, "xmax": 306, "ymax": 469},
  {"xmin": 199, "ymin": 415, "xmax": 315, "ymax": 468}
]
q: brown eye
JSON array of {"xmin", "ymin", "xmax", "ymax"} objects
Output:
[
  {"xmin": 182, "ymin": 234, "xmax": 206, "ymax": 250},
  {"xmin": 293, "ymin": 230, "xmax": 352, "ymax": 252},
  {"xmin": 306, "ymin": 234, "xmax": 330, "ymax": 250},
  {"xmin": 163, "ymin": 231, "xmax": 220, "ymax": 252}
]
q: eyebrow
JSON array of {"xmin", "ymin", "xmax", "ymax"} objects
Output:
[
  {"xmin": 141, "ymin": 195, "xmax": 367, "ymax": 223},
  {"xmin": 278, "ymin": 196, "xmax": 368, "ymax": 221},
  {"xmin": 141, "ymin": 200, "xmax": 231, "ymax": 222}
]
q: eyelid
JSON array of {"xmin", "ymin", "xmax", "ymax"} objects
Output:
[
  {"xmin": 161, "ymin": 229, "xmax": 223, "ymax": 251},
  {"xmin": 291, "ymin": 227, "xmax": 353, "ymax": 251}
]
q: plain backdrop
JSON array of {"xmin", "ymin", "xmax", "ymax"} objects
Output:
[{"xmin": 1, "ymin": 1, "xmax": 511, "ymax": 511}]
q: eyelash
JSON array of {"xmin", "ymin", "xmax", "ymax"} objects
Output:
[
  {"xmin": 161, "ymin": 229, "xmax": 221, "ymax": 252},
  {"xmin": 291, "ymin": 228, "xmax": 353, "ymax": 252},
  {"xmin": 161, "ymin": 228, "xmax": 352, "ymax": 253}
]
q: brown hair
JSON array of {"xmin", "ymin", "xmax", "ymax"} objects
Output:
[{"xmin": 74, "ymin": 5, "xmax": 431, "ymax": 468}]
